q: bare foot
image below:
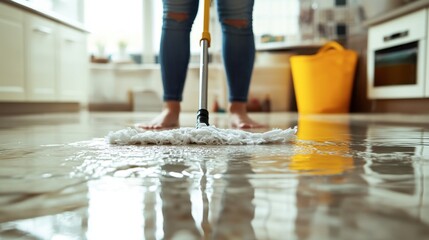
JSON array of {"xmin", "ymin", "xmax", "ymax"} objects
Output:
[
  {"xmin": 229, "ymin": 102, "xmax": 266, "ymax": 129},
  {"xmin": 136, "ymin": 101, "xmax": 180, "ymax": 129}
]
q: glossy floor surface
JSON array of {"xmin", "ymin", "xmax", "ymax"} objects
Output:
[{"xmin": 0, "ymin": 112, "xmax": 429, "ymax": 240}]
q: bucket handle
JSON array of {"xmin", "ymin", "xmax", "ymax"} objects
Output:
[{"xmin": 317, "ymin": 41, "xmax": 344, "ymax": 54}]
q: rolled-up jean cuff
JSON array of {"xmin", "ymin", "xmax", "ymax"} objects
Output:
[
  {"xmin": 163, "ymin": 95, "xmax": 182, "ymax": 102},
  {"xmin": 229, "ymin": 98, "xmax": 248, "ymax": 102}
]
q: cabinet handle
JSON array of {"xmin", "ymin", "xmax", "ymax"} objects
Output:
[
  {"xmin": 383, "ymin": 30, "xmax": 409, "ymax": 42},
  {"xmin": 65, "ymin": 38, "xmax": 77, "ymax": 44},
  {"xmin": 33, "ymin": 26, "xmax": 52, "ymax": 35}
]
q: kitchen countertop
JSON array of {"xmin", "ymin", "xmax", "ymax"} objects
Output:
[
  {"xmin": 256, "ymin": 40, "xmax": 326, "ymax": 52},
  {"xmin": 364, "ymin": 0, "xmax": 429, "ymax": 26},
  {"xmin": 0, "ymin": 0, "xmax": 88, "ymax": 32}
]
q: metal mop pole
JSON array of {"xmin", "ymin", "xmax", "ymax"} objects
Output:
[{"xmin": 196, "ymin": 0, "xmax": 211, "ymax": 128}]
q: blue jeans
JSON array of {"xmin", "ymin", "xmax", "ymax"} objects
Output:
[{"xmin": 160, "ymin": 0, "xmax": 255, "ymax": 102}]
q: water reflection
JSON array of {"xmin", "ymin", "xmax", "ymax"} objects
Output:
[
  {"xmin": 0, "ymin": 210, "xmax": 88, "ymax": 239},
  {"xmin": 160, "ymin": 162, "xmax": 201, "ymax": 239},
  {"xmin": 213, "ymin": 152, "xmax": 256, "ymax": 240},
  {"xmin": 291, "ymin": 117, "xmax": 354, "ymax": 175},
  {"xmin": 74, "ymin": 145, "xmax": 259, "ymax": 239},
  {"xmin": 1, "ymin": 113, "xmax": 429, "ymax": 240},
  {"xmin": 290, "ymin": 118, "xmax": 429, "ymax": 239},
  {"xmin": 86, "ymin": 178, "xmax": 146, "ymax": 240},
  {"xmin": 361, "ymin": 124, "xmax": 429, "ymax": 224},
  {"xmin": 154, "ymin": 149, "xmax": 256, "ymax": 239},
  {"xmin": 291, "ymin": 118, "xmax": 360, "ymax": 239}
]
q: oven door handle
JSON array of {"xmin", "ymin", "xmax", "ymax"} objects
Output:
[{"xmin": 383, "ymin": 30, "xmax": 409, "ymax": 42}]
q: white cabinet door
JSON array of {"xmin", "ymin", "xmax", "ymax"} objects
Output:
[
  {"xmin": 57, "ymin": 25, "xmax": 87, "ymax": 102},
  {"xmin": 25, "ymin": 13, "xmax": 58, "ymax": 101},
  {"xmin": 426, "ymin": 8, "xmax": 429, "ymax": 97},
  {"xmin": 0, "ymin": 3, "xmax": 26, "ymax": 101}
]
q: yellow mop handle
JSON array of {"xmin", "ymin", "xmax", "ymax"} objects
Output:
[{"xmin": 200, "ymin": 0, "xmax": 211, "ymax": 47}]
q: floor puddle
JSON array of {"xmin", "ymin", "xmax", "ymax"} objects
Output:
[{"xmin": 0, "ymin": 112, "xmax": 428, "ymax": 239}]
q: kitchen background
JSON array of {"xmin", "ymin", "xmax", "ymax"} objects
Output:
[{"xmin": 0, "ymin": 0, "xmax": 427, "ymax": 115}]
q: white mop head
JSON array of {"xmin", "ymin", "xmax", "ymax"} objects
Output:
[{"xmin": 107, "ymin": 126, "xmax": 297, "ymax": 145}]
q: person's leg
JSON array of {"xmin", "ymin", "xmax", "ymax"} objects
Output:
[
  {"xmin": 216, "ymin": 0, "xmax": 264, "ymax": 128},
  {"xmin": 140, "ymin": 0, "xmax": 199, "ymax": 129}
]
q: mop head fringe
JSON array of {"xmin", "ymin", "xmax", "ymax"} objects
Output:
[{"xmin": 107, "ymin": 126, "xmax": 297, "ymax": 145}]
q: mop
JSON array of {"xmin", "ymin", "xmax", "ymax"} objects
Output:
[{"xmin": 107, "ymin": 0, "xmax": 296, "ymax": 145}]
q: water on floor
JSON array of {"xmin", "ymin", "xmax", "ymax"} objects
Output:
[{"xmin": 0, "ymin": 112, "xmax": 428, "ymax": 240}]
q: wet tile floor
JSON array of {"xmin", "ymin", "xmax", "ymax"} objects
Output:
[{"xmin": 0, "ymin": 111, "xmax": 428, "ymax": 240}]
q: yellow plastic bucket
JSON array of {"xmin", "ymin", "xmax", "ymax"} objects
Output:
[{"xmin": 290, "ymin": 41, "xmax": 358, "ymax": 114}]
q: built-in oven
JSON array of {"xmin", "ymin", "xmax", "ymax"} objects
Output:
[{"xmin": 367, "ymin": 9, "xmax": 427, "ymax": 99}]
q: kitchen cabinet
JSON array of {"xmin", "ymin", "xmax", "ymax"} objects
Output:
[
  {"xmin": 0, "ymin": 2, "xmax": 88, "ymax": 103},
  {"xmin": 58, "ymin": 26, "xmax": 87, "ymax": 101},
  {"xmin": 0, "ymin": 3, "xmax": 26, "ymax": 101},
  {"xmin": 25, "ymin": 14, "xmax": 58, "ymax": 101},
  {"xmin": 426, "ymin": 12, "xmax": 429, "ymax": 97}
]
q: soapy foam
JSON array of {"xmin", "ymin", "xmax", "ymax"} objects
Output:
[{"xmin": 107, "ymin": 126, "xmax": 297, "ymax": 145}]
